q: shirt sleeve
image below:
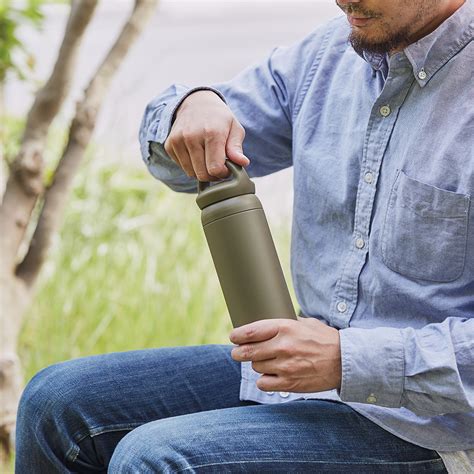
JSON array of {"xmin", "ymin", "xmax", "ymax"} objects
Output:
[
  {"xmin": 338, "ymin": 317, "xmax": 474, "ymax": 417},
  {"xmin": 138, "ymin": 22, "xmax": 335, "ymax": 193}
]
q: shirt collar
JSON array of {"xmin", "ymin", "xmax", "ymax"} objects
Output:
[
  {"xmin": 405, "ymin": 0, "xmax": 474, "ymax": 87},
  {"xmin": 358, "ymin": 0, "xmax": 474, "ymax": 86}
]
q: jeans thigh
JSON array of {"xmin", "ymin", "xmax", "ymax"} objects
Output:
[
  {"xmin": 16, "ymin": 344, "xmax": 248, "ymax": 472},
  {"xmin": 73, "ymin": 344, "xmax": 250, "ymax": 467},
  {"xmin": 109, "ymin": 400, "xmax": 447, "ymax": 473}
]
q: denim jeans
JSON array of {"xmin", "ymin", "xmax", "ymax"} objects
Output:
[{"xmin": 15, "ymin": 345, "xmax": 447, "ymax": 473}]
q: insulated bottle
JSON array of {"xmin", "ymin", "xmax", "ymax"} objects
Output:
[{"xmin": 196, "ymin": 160, "xmax": 296, "ymax": 327}]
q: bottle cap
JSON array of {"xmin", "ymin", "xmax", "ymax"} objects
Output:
[{"xmin": 196, "ymin": 161, "xmax": 255, "ymax": 210}]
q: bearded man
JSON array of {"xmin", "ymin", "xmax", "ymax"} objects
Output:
[{"xmin": 16, "ymin": 1, "xmax": 473, "ymax": 472}]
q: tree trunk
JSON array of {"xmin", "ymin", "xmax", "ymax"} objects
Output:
[
  {"xmin": 0, "ymin": 81, "xmax": 6, "ymax": 201},
  {"xmin": 0, "ymin": 1, "xmax": 99, "ymax": 467},
  {"xmin": 0, "ymin": 273, "xmax": 29, "ymax": 465},
  {"xmin": 0, "ymin": 0, "xmax": 158, "ymax": 466}
]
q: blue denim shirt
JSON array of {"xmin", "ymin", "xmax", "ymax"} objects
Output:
[{"xmin": 139, "ymin": 1, "xmax": 474, "ymax": 456}]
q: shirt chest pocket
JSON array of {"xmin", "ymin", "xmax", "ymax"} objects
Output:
[{"xmin": 382, "ymin": 171, "xmax": 470, "ymax": 282}]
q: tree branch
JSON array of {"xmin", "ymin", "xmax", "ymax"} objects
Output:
[
  {"xmin": 17, "ymin": 0, "xmax": 158, "ymax": 286},
  {"xmin": 0, "ymin": 0, "xmax": 99, "ymax": 274}
]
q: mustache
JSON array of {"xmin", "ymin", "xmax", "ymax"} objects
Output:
[{"xmin": 336, "ymin": 2, "xmax": 381, "ymax": 17}]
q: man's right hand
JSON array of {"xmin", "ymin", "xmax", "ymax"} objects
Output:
[{"xmin": 164, "ymin": 90, "xmax": 250, "ymax": 182}]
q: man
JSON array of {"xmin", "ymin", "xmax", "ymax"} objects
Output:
[{"xmin": 16, "ymin": 0, "xmax": 473, "ymax": 472}]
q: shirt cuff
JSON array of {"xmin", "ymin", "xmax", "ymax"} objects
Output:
[{"xmin": 338, "ymin": 326, "xmax": 405, "ymax": 407}]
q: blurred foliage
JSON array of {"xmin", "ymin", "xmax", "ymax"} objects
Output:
[
  {"xmin": 0, "ymin": 0, "xmax": 44, "ymax": 85},
  {"xmin": 19, "ymin": 156, "xmax": 293, "ymax": 381},
  {"xmin": 14, "ymin": 149, "xmax": 293, "ymax": 383},
  {"xmin": 19, "ymin": 157, "xmax": 230, "ymax": 380}
]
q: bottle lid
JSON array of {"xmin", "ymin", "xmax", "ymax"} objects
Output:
[{"xmin": 196, "ymin": 160, "xmax": 255, "ymax": 210}]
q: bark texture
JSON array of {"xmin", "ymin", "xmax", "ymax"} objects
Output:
[{"xmin": 0, "ymin": 0, "xmax": 157, "ymax": 464}]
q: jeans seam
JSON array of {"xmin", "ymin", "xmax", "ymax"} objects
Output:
[
  {"xmin": 67, "ymin": 422, "xmax": 145, "ymax": 463},
  {"xmin": 177, "ymin": 458, "xmax": 446, "ymax": 472}
]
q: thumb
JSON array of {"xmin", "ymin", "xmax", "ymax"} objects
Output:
[{"xmin": 226, "ymin": 120, "xmax": 250, "ymax": 166}]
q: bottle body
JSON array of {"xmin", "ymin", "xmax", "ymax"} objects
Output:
[{"xmin": 201, "ymin": 194, "xmax": 296, "ymax": 328}]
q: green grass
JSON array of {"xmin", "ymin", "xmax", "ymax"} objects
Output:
[{"xmin": 18, "ymin": 159, "xmax": 293, "ymax": 382}]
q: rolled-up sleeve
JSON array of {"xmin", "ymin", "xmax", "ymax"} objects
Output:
[{"xmin": 339, "ymin": 317, "xmax": 474, "ymax": 417}]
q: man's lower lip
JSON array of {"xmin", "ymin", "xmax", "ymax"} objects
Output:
[{"xmin": 348, "ymin": 16, "xmax": 374, "ymax": 26}]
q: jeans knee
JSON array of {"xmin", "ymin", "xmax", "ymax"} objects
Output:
[
  {"xmin": 17, "ymin": 361, "xmax": 82, "ymax": 444},
  {"xmin": 18, "ymin": 365, "xmax": 58, "ymax": 430},
  {"xmin": 109, "ymin": 422, "xmax": 185, "ymax": 473}
]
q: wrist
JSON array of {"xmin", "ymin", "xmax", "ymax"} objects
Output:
[{"xmin": 176, "ymin": 89, "xmax": 226, "ymax": 119}]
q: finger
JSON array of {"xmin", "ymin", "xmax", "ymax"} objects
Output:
[
  {"xmin": 231, "ymin": 341, "xmax": 277, "ymax": 362},
  {"xmin": 251, "ymin": 359, "xmax": 278, "ymax": 374},
  {"xmin": 164, "ymin": 137, "xmax": 179, "ymax": 165},
  {"xmin": 204, "ymin": 131, "xmax": 229, "ymax": 179},
  {"xmin": 229, "ymin": 320, "xmax": 280, "ymax": 345},
  {"xmin": 255, "ymin": 374, "xmax": 289, "ymax": 392},
  {"xmin": 184, "ymin": 138, "xmax": 219, "ymax": 182},
  {"xmin": 225, "ymin": 120, "xmax": 250, "ymax": 166},
  {"xmin": 170, "ymin": 140, "xmax": 196, "ymax": 178}
]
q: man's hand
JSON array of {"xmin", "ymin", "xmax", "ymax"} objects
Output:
[
  {"xmin": 230, "ymin": 318, "xmax": 342, "ymax": 393},
  {"xmin": 164, "ymin": 90, "xmax": 250, "ymax": 182}
]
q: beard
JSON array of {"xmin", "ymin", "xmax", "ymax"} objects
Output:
[
  {"xmin": 349, "ymin": 23, "xmax": 413, "ymax": 55},
  {"xmin": 337, "ymin": 1, "xmax": 427, "ymax": 55}
]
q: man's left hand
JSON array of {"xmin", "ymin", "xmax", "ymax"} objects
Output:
[{"xmin": 230, "ymin": 318, "xmax": 342, "ymax": 393}]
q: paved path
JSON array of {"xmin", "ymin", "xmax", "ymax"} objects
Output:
[{"xmin": 6, "ymin": 1, "xmax": 341, "ymax": 221}]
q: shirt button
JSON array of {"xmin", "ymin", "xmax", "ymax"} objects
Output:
[
  {"xmin": 366, "ymin": 393, "xmax": 377, "ymax": 404},
  {"xmin": 379, "ymin": 105, "xmax": 391, "ymax": 117},
  {"xmin": 364, "ymin": 172, "xmax": 374, "ymax": 184},
  {"xmin": 336, "ymin": 301, "xmax": 347, "ymax": 313},
  {"xmin": 418, "ymin": 69, "xmax": 427, "ymax": 80},
  {"xmin": 266, "ymin": 391, "xmax": 275, "ymax": 396},
  {"xmin": 279, "ymin": 391, "xmax": 290, "ymax": 398},
  {"xmin": 355, "ymin": 238, "xmax": 365, "ymax": 249}
]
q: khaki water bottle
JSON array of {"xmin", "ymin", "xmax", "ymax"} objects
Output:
[{"xmin": 196, "ymin": 160, "xmax": 296, "ymax": 328}]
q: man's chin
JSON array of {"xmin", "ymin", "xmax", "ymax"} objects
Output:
[{"xmin": 349, "ymin": 26, "xmax": 411, "ymax": 55}]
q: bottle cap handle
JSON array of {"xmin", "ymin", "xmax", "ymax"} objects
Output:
[{"xmin": 196, "ymin": 160, "xmax": 255, "ymax": 209}]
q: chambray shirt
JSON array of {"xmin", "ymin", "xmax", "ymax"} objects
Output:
[{"xmin": 139, "ymin": 0, "xmax": 474, "ymax": 464}]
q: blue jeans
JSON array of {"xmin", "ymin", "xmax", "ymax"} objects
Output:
[{"xmin": 16, "ymin": 345, "xmax": 447, "ymax": 473}]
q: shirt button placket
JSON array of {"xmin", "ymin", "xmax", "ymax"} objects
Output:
[{"xmin": 332, "ymin": 96, "xmax": 396, "ymax": 327}]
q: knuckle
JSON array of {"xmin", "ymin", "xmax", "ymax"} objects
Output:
[
  {"xmin": 277, "ymin": 324, "xmax": 289, "ymax": 337},
  {"xmin": 279, "ymin": 362, "xmax": 294, "ymax": 376},
  {"xmin": 182, "ymin": 130, "xmax": 199, "ymax": 142},
  {"xmin": 204, "ymin": 127, "xmax": 225, "ymax": 141},
  {"xmin": 208, "ymin": 164, "xmax": 225, "ymax": 176},
  {"xmin": 196, "ymin": 171, "xmax": 210, "ymax": 182},
  {"xmin": 244, "ymin": 327, "xmax": 255, "ymax": 339},
  {"xmin": 251, "ymin": 361, "xmax": 262, "ymax": 373},
  {"xmin": 203, "ymin": 125, "xmax": 218, "ymax": 137},
  {"xmin": 242, "ymin": 344, "xmax": 254, "ymax": 359},
  {"xmin": 277, "ymin": 341, "xmax": 293, "ymax": 357},
  {"xmin": 164, "ymin": 138, "xmax": 174, "ymax": 153},
  {"xmin": 278, "ymin": 320, "xmax": 293, "ymax": 335}
]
